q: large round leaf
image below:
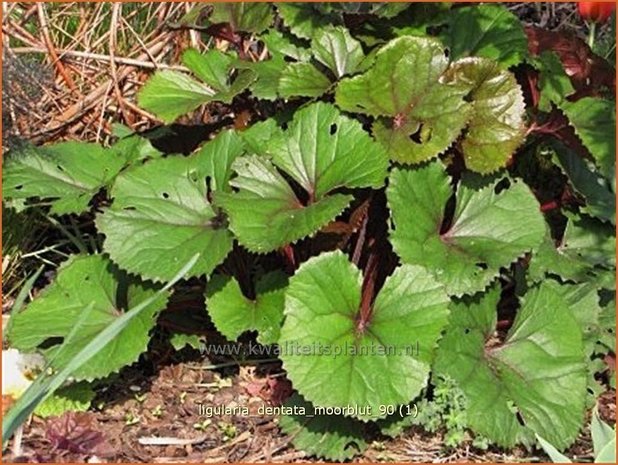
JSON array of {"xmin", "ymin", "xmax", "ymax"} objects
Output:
[
  {"xmin": 335, "ymin": 36, "xmax": 471, "ymax": 164},
  {"xmin": 435, "ymin": 284, "xmax": 587, "ymax": 449},
  {"xmin": 216, "ymin": 103, "xmax": 388, "ymax": 252},
  {"xmin": 97, "ymin": 155, "xmax": 233, "ymax": 282},
  {"xmin": 387, "ymin": 162, "xmax": 545, "ymax": 296},
  {"xmin": 443, "ymin": 58, "xmax": 526, "ymax": 174},
  {"xmin": 7, "ymin": 255, "xmax": 169, "ymax": 381},
  {"xmin": 279, "ymin": 251, "xmax": 450, "ymax": 421}
]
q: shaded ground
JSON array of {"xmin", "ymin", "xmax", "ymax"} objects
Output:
[{"xmin": 3, "ymin": 342, "xmax": 615, "ymax": 463}]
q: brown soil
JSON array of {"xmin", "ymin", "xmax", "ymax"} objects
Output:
[{"xmin": 3, "ymin": 351, "xmax": 615, "ymax": 463}]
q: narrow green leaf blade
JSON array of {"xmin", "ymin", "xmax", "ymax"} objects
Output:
[
  {"xmin": 595, "ymin": 437, "xmax": 616, "ymax": 463},
  {"xmin": 591, "ymin": 409, "xmax": 616, "ymax": 457},
  {"xmin": 535, "ymin": 435, "xmax": 573, "ymax": 463}
]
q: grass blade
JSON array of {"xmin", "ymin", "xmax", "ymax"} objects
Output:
[{"xmin": 2, "ymin": 253, "xmax": 199, "ymax": 441}]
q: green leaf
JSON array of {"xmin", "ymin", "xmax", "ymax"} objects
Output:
[
  {"xmin": 261, "ymin": 29, "xmax": 312, "ymax": 61},
  {"xmin": 598, "ymin": 300, "xmax": 616, "ymax": 353},
  {"xmin": 207, "ymin": 271, "xmax": 287, "ymax": 345},
  {"xmin": 210, "ymin": 2, "xmax": 273, "ymax": 33},
  {"xmin": 550, "ymin": 140, "xmax": 615, "ymax": 224},
  {"xmin": 279, "ymin": 394, "xmax": 368, "ymax": 461},
  {"xmin": 336, "ymin": 36, "xmax": 470, "ymax": 164},
  {"xmin": 529, "ymin": 216, "xmax": 616, "ymax": 284},
  {"xmin": 555, "ymin": 215, "xmax": 616, "ymax": 271},
  {"xmin": 170, "ymin": 333, "xmax": 204, "ymax": 351},
  {"xmin": 532, "ymin": 51, "xmax": 575, "ymax": 111},
  {"xmin": 545, "ymin": 281, "xmax": 601, "ymax": 357},
  {"xmin": 194, "ymin": 129, "xmax": 245, "ymax": 192},
  {"xmin": 276, "ymin": 3, "xmax": 334, "ymax": 40},
  {"xmin": 596, "ymin": 437, "xmax": 616, "ymax": 463},
  {"xmin": 215, "ymin": 155, "xmax": 352, "ymax": 253},
  {"xmin": 279, "ymin": 251, "xmax": 450, "ymax": 421},
  {"xmin": 443, "ymin": 58, "xmax": 526, "ymax": 174},
  {"xmin": 7, "ymin": 255, "xmax": 169, "ymax": 381},
  {"xmin": 216, "ymin": 103, "xmax": 388, "ymax": 252},
  {"xmin": 278, "ymin": 62, "xmax": 332, "ymax": 99},
  {"xmin": 182, "ymin": 48, "xmax": 233, "ymax": 92},
  {"xmin": 327, "ymin": 2, "xmax": 410, "ymax": 18},
  {"xmin": 111, "ymin": 134, "xmax": 162, "ymax": 164},
  {"xmin": 435, "ymin": 284, "xmax": 587, "ymax": 449},
  {"xmin": 560, "ymin": 98, "xmax": 616, "ymax": 181},
  {"xmin": 536, "ymin": 435, "xmax": 573, "ymax": 463},
  {"xmin": 335, "ymin": 36, "xmax": 449, "ymax": 116},
  {"xmin": 220, "ymin": 68, "xmax": 257, "ymax": 102},
  {"xmin": 591, "ymin": 409, "xmax": 616, "ymax": 458},
  {"xmin": 139, "ymin": 50, "xmax": 255, "ymax": 123},
  {"xmin": 238, "ymin": 56, "xmax": 286, "ymax": 101},
  {"xmin": 3, "ymin": 142, "xmax": 125, "ymax": 215},
  {"xmin": 239, "ymin": 119, "xmax": 282, "ymax": 156},
  {"xmin": 137, "ymin": 70, "xmax": 216, "ymax": 123},
  {"xmin": 387, "ymin": 162, "xmax": 545, "ymax": 296},
  {"xmin": 2, "ymin": 255, "xmax": 198, "ymax": 442},
  {"xmin": 269, "ymin": 102, "xmax": 389, "ymax": 198},
  {"xmin": 313, "ymin": 26, "xmax": 365, "ymax": 78},
  {"xmin": 34, "ymin": 382, "xmax": 95, "ymax": 418},
  {"xmin": 390, "ymin": 3, "xmax": 453, "ymax": 38},
  {"xmin": 442, "ymin": 4, "xmax": 528, "ymax": 67},
  {"xmin": 97, "ymin": 155, "xmax": 233, "ymax": 282}
]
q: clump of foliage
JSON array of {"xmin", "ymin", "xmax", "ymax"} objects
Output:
[{"xmin": 2, "ymin": 2, "xmax": 616, "ymax": 461}]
